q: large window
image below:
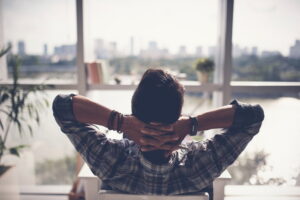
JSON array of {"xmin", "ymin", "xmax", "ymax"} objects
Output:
[
  {"xmin": 229, "ymin": 0, "xmax": 300, "ymax": 186},
  {"xmin": 84, "ymin": 0, "xmax": 218, "ymax": 84},
  {"xmin": 232, "ymin": 0, "xmax": 300, "ymax": 82},
  {"xmin": 2, "ymin": 0, "xmax": 77, "ymax": 83},
  {"xmin": 227, "ymin": 94, "xmax": 300, "ymax": 186},
  {"xmin": 1, "ymin": 0, "xmax": 300, "ymax": 191}
]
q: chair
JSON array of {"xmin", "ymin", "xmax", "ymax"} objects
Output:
[
  {"xmin": 99, "ymin": 185, "xmax": 213, "ymax": 200},
  {"xmin": 99, "ymin": 190, "xmax": 209, "ymax": 200}
]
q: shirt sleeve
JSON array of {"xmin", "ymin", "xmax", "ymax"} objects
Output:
[
  {"xmin": 187, "ymin": 99, "xmax": 264, "ymax": 184},
  {"xmin": 52, "ymin": 94, "xmax": 128, "ymax": 180}
]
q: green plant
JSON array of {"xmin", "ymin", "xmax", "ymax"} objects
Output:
[
  {"xmin": 0, "ymin": 45, "xmax": 49, "ymax": 176},
  {"xmin": 194, "ymin": 58, "xmax": 214, "ymax": 73}
]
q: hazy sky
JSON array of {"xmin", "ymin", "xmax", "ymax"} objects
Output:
[{"xmin": 2, "ymin": 0, "xmax": 300, "ymax": 57}]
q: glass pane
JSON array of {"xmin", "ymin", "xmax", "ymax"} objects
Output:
[
  {"xmin": 229, "ymin": 94, "xmax": 300, "ymax": 186},
  {"xmin": 84, "ymin": 0, "xmax": 218, "ymax": 85},
  {"xmin": 2, "ymin": 0, "xmax": 77, "ymax": 83},
  {"xmin": 3, "ymin": 90, "xmax": 77, "ymax": 185},
  {"xmin": 232, "ymin": 0, "xmax": 300, "ymax": 82}
]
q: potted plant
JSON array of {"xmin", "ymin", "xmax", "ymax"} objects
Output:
[
  {"xmin": 194, "ymin": 58, "xmax": 214, "ymax": 83},
  {"xmin": 0, "ymin": 45, "xmax": 49, "ymax": 199}
]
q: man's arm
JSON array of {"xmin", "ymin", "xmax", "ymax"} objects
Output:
[
  {"xmin": 140, "ymin": 100, "xmax": 263, "ymax": 157},
  {"xmin": 69, "ymin": 95, "xmax": 173, "ymax": 145},
  {"xmin": 188, "ymin": 100, "xmax": 264, "ymax": 181},
  {"xmin": 53, "ymin": 94, "xmax": 130, "ymax": 179},
  {"xmin": 139, "ymin": 105, "xmax": 236, "ymax": 151},
  {"xmin": 53, "ymin": 94, "xmax": 175, "ymax": 152}
]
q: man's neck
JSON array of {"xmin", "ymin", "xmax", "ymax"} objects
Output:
[{"xmin": 142, "ymin": 150, "xmax": 170, "ymax": 165}]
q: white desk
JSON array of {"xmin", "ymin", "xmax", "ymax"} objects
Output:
[{"xmin": 79, "ymin": 163, "xmax": 231, "ymax": 200}]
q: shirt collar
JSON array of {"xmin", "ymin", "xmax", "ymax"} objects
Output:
[{"xmin": 139, "ymin": 152, "xmax": 177, "ymax": 174}]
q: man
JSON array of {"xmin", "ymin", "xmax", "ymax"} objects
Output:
[{"xmin": 53, "ymin": 69, "xmax": 264, "ymax": 195}]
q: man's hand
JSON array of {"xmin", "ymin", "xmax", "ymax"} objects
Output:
[
  {"xmin": 121, "ymin": 115, "xmax": 187, "ymax": 151},
  {"xmin": 139, "ymin": 117, "xmax": 190, "ymax": 153}
]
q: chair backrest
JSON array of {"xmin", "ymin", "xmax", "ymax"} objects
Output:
[{"xmin": 99, "ymin": 190, "xmax": 209, "ymax": 200}]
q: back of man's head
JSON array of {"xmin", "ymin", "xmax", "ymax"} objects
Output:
[{"xmin": 131, "ymin": 69, "xmax": 184, "ymax": 164}]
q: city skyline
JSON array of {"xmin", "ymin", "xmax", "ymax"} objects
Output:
[
  {"xmin": 2, "ymin": 0, "xmax": 300, "ymax": 57},
  {"xmin": 12, "ymin": 38, "xmax": 300, "ymax": 62}
]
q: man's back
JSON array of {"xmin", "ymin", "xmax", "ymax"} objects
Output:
[{"xmin": 53, "ymin": 94, "xmax": 264, "ymax": 195}]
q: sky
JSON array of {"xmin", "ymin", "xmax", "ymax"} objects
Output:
[{"xmin": 1, "ymin": 0, "xmax": 300, "ymax": 58}]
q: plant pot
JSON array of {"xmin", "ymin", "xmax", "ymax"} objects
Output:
[
  {"xmin": 0, "ymin": 166, "xmax": 20, "ymax": 200},
  {"xmin": 196, "ymin": 71, "xmax": 209, "ymax": 84}
]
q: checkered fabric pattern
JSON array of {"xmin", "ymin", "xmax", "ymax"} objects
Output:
[{"xmin": 53, "ymin": 94, "xmax": 264, "ymax": 195}]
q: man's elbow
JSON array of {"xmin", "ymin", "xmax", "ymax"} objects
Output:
[{"xmin": 254, "ymin": 104, "xmax": 265, "ymax": 124}]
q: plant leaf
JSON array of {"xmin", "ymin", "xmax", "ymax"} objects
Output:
[
  {"xmin": 27, "ymin": 124, "xmax": 33, "ymax": 136},
  {"xmin": 0, "ymin": 119, "xmax": 3, "ymax": 131},
  {"xmin": 0, "ymin": 93, "xmax": 9, "ymax": 104},
  {"xmin": 0, "ymin": 44, "xmax": 12, "ymax": 57},
  {"xmin": 9, "ymin": 145, "xmax": 27, "ymax": 157}
]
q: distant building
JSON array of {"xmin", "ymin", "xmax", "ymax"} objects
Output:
[
  {"xmin": 130, "ymin": 36, "xmax": 134, "ymax": 56},
  {"xmin": 195, "ymin": 46, "xmax": 203, "ymax": 57},
  {"xmin": 160, "ymin": 48, "xmax": 171, "ymax": 59},
  {"xmin": 94, "ymin": 39, "xmax": 106, "ymax": 59},
  {"xmin": 178, "ymin": 45, "xmax": 187, "ymax": 57},
  {"xmin": 261, "ymin": 50, "xmax": 281, "ymax": 57},
  {"xmin": 233, "ymin": 44, "xmax": 249, "ymax": 57},
  {"xmin": 18, "ymin": 40, "xmax": 26, "ymax": 56},
  {"xmin": 251, "ymin": 46, "xmax": 258, "ymax": 56},
  {"xmin": 140, "ymin": 41, "xmax": 166, "ymax": 59},
  {"xmin": 43, "ymin": 44, "xmax": 48, "ymax": 57},
  {"xmin": 108, "ymin": 42, "xmax": 118, "ymax": 58},
  {"xmin": 94, "ymin": 39, "xmax": 119, "ymax": 59},
  {"xmin": 289, "ymin": 40, "xmax": 300, "ymax": 58},
  {"xmin": 54, "ymin": 44, "xmax": 76, "ymax": 61},
  {"xmin": 208, "ymin": 46, "xmax": 216, "ymax": 58},
  {"xmin": 139, "ymin": 41, "xmax": 172, "ymax": 59},
  {"xmin": 148, "ymin": 41, "xmax": 158, "ymax": 51}
]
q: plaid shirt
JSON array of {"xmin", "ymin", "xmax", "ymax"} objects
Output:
[{"xmin": 53, "ymin": 94, "xmax": 264, "ymax": 195}]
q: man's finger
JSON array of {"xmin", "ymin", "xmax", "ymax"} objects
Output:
[
  {"xmin": 139, "ymin": 136, "xmax": 160, "ymax": 146},
  {"xmin": 148, "ymin": 123, "xmax": 174, "ymax": 132},
  {"xmin": 152, "ymin": 133, "xmax": 179, "ymax": 143},
  {"xmin": 141, "ymin": 127, "xmax": 167, "ymax": 136}
]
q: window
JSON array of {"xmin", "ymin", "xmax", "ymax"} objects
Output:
[
  {"xmin": 1, "ymin": 0, "xmax": 300, "ymax": 190},
  {"xmin": 229, "ymin": 93, "xmax": 300, "ymax": 185},
  {"xmin": 84, "ymin": 0, "xmax": 218, "ymax": 85},
  {"xmin": 2, "ymin": 0, "xmax": 77, "ymax": 83},
  {"xmin": 232, "ymin": 0, "xmax": 300, "ymax": 82}
]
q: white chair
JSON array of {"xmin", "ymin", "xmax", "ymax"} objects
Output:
[{"xmin": 99, "ymin": 190, "xmax": 209, "ymax": 200}]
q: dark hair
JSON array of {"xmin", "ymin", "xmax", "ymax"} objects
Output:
[{"xmin": 131, "ymin": 69, "xmax": 184, "ymax": 164}]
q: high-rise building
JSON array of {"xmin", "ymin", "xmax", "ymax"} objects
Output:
[
  {"xmin": 251, "ymin": 46, "xmax": 258, "ymax": 56},
  {"xmin": 43, "ymin": 44, "xmax": 48, "ymax": 56},
  {"xmin": 261, "ymin": 50, "xmax": 281, "ymax": 57},
  {"xmin": 130, "ymin": 36, "xmax": 134, "ymax": 56},
  {"xmin": 195, "ymin": 46, "xmax": 203, "ymax": 57},
  {"xmin": 54, "ymin": 44, "xmax": 76, "ymax": 60},
  {"xmin": 140, "ymin": 41, "xmax": 170, "ymax": 59},
  {"xmin": 178, "ymin": 45, "xmax": 187, "ymax": 57},
  {"xmin": 108, "ymin": 42, "xmax": 117, "ymax": 58},
  {"xmin": 289, "ymin": 40, "xmax": 300, "ymax": 58},
  {"xmin": 148, "ymin": 41, "xmax": 158, "ymax": 51},
  {"xmin": 94, "ymin": 39, "xmax": 106, "ymax": 59},
  {"xmin": 208, "ymin": 46, "xmax": 216, "ymax": 58},
  {"xmin": 17, "ymin": 40, "xmax": 26, "ymax": 56}
]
